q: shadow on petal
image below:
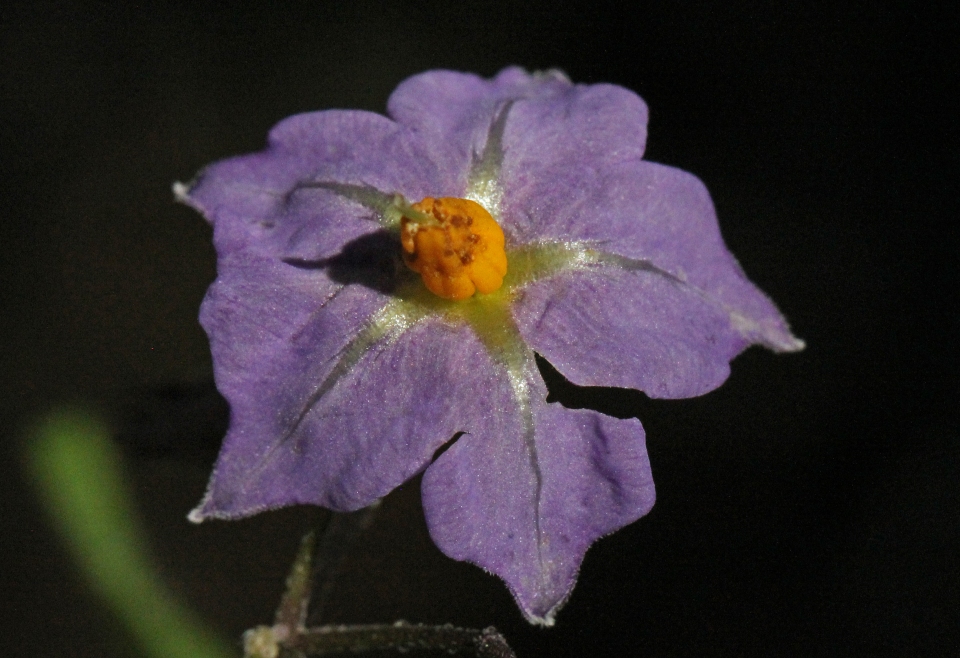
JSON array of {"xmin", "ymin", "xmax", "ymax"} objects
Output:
[{"xmin": 282, "ymin": 230, "xmax": 407, "ymax": 294}]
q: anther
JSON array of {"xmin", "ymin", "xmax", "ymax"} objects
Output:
[{"xmin": 399, "ymin": 197, "xmax": 508, "ymax": 300}]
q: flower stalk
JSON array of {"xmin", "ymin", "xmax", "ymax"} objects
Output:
[{"xmin": 244, "ymin": 506, "xmax": 517, "ymax": 658}]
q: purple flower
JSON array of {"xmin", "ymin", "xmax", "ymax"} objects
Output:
[{"xmin": 177, "ymin": 67, "xmax": 803, "ymax": 625}]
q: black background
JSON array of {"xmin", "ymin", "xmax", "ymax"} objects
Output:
[{"xmin": 3, "ymin": 1, "xmax": 957, "ymax": 656}]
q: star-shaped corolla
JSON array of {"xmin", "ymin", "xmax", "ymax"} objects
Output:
[{"xmin": 177, "ymin": 67, "xmax": 803, "ymax": 626}]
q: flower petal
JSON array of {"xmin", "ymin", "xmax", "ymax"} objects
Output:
[
  {"xmin": 513, "ymin": 267, "xmax": 748, "ymax": 399},
  {"xmin": 500, "ymin": 78, "xmax": 649, "ymax": 195},
  {"xmin": 386, "ymin": 67, "xmax": 572, "ymax": 195},
  {"xmin": 504, "ymin": 158, "xmax": 803, "ymax": 352},
  {"xmin": 181, "ymin": 110, "xmax": 447, "ymax": 262},
  {"xmin": 192, "ymin": 304, "xmax": 502, "ymax": 518},
  {"xmin": 421, "ymin": 370, "xmax": 654, "ymax": 625}
]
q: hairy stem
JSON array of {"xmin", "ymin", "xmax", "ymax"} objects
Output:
[{"xmin": 246, "ymin": 507, "xmax": 518, "ymax": 658}]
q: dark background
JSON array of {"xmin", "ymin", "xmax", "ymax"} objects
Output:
[{"xmin": 3, "ymin": 1, "xmax": 957, "ymax": 656}]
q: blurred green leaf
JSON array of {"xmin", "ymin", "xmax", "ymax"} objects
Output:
[{"xmin": 28, "ymin": 406, "xmax": 234, "ymax": 658}]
